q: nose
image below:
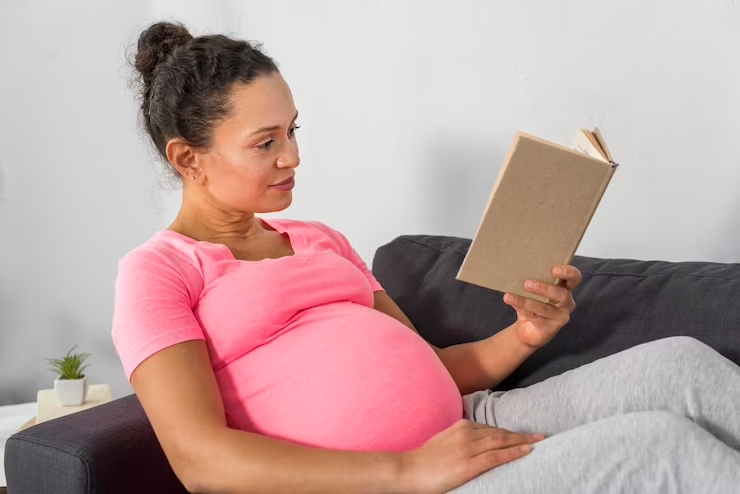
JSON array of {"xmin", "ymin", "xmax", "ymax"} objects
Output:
[{"xmin": 276, "ymin": 140, "xmax": 300, "ymax": 169}]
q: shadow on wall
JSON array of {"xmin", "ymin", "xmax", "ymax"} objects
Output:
[{"xmin": 420, "ymin": 138, "xmax": 507, "ymax": 239}]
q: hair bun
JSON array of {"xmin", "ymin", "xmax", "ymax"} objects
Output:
[{"xmin": 134, "ymin": 21, "xmax": 193, "ymax": 88}]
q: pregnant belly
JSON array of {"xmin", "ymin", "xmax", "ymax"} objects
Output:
[{"xmin": 216, "ymin": 302, "xmax": 463, "ymax": 452}]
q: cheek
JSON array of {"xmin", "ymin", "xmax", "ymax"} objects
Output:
[
  {"xmin": 215, "ymin": 149, "xmax": 265, "ymax": 183},
  {"xmin": 243, "ymin": 157, "xmax": 276, "ymax": 187},
  {"xmin": 212, "ymin": 153, "xmax": 274, "ymax": 200}
]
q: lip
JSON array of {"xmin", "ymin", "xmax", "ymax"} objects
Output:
[{"xmin": 270, "ymin": 176, "xmax": 295, "ymax": 191}]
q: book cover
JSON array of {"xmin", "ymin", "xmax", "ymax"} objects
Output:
[{"xmin": 456, "ymin": 129, "xmax": 618, "ymax": 302}]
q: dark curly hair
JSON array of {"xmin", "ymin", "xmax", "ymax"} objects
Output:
[{"xmin": 131, "ymin": 22, "xmax": 279, "ymax": 180}]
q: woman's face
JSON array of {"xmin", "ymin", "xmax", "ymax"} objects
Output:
[{"xmin": 195, "ymin": 72, "xmax": 300, "ymax": 215}]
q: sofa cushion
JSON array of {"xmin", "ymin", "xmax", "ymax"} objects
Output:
[{"xmin": 372, "ymin": 234, "xmax": 740, "ymax": 390}]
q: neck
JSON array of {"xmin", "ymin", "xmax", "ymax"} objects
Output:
[{"xmin": 169, "ymin": 190, "xmax": 263, "ymax": 244}]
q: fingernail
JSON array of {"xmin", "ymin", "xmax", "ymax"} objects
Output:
[
  {"xmin": 554, "ymin": 267, "xmax": 565, "ymax": 276},
  {"xmin": 533, "ymin": 434, "xmax": 546, "ymax": 441},
  {"xmin": 505, "ymin": 294, "xmax": 518, "ymax": 304},
  {"xmin": 519, "ymin": 444, "xmax": 533, "ymax": 452},
  {"xmin": 524, "ymin": 280, "xmax": 538, "ymax": 290}
]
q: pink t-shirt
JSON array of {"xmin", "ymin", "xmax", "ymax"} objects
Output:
[{"xmin": 112, "ymin": 218, "xmax": 462, "ymax": 452}]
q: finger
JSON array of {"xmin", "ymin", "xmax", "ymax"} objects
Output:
[
  {"xmin": 526, "ymin": 433, "xmax": 547, "ymax": 443},
  {"xmin": 504, "ymin": 294, "xmax": 566, "ymax": 321},
  {"xmin": 469, "ymin": 432, "xmax": 530, "ymax": 456},
  {"xmin": 553, "ymin": 265, "xmax": 582, "ymax": 290},
  {"xmin": 522, "ymin": 280, "xmax": 570, "ymax": 305},
  {"xmin": 455, "ymin": 420, "xmax": 514, "ymax": 434},
  {"xmin": 471, "ymin": 444, "xmax": 534, "ymax": 474},
  {"xmin": 470, "ymin": 427, "xmax": 515, "ymax": 440},
  {"xmin": 471, "ymin": 429, "xmax": 545, "ymax": 448}
]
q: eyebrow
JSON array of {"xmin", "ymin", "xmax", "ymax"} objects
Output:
[{"xmin": 248, "ymin": 111, "xmax": 299, "ymax": 137}]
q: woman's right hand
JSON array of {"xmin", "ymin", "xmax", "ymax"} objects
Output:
[{"xmin": 400, "ymin": 419, "xmax": 544, "ymax": 494}]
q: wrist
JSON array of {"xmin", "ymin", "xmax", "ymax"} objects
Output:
[
  {"xmin": 507, "ymin": 322, "xmax": 545, "ymax": 352},
  {"xmin": 395, "ymin": 451, "xmax": 421, "ymax": 494}
]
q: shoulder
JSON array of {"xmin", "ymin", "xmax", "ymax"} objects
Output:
[
  {"xmin": 112, "ymin": 232, "xmax": 208, "ymax": 380},
  {"xmin": 118, "ymin": 232, "xmax": 187, "ymax": 276},
  {"xmin": 115, "ymin": 231, "xmax": 204, "ymax": 302}
]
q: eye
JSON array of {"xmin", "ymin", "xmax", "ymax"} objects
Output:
[
  {"xmin": 258, "ymin": 139, "xmax": 274, "ymax": 150},
  {"xmin": 288, "ymin": 125, "xmax": 301, "ymax": 137}
]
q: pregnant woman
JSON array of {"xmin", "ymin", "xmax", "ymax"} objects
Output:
[{"xmin": 112, "ymin": 21, "xmax": 740, "ymax": 493}]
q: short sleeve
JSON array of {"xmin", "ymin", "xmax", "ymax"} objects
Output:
[
  {"xmin": 308, "ymin": 221, "xmax": 384, "ymax": 292},
  {"xmin": 111, "ymin": 248, "xmax": 206, "ymax": 381}
]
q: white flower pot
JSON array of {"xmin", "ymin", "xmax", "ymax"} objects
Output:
[{"xmin": 54, "ymin": 377, "xmax": 88, "ymax": 406}]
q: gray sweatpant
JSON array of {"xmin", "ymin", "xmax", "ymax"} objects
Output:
[{"xmin": 453, "ymin": 336, "xmax": 740, "ymax": 493}]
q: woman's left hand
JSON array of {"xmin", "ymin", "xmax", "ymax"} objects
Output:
[{"xmin": 503, "ymin": 265, "xmax": 582, "ymax": 350}]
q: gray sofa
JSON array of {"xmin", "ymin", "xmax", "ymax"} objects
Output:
[{"xmin": 5, "ymin": 234, "xmax": 740, "ymax": 493}]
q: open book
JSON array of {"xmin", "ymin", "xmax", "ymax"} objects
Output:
[{"xmin": 456, "ymin": 128, "xmax": 618, "ymax": 302}]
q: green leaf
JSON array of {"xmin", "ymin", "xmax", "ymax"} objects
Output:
[{"xmin": 45, "ymin": 345, "xmax": 92, "ymax": 380}]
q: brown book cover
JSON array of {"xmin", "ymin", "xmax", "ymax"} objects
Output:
[{"xmin": 456, "ymin": 128, "xmax": 618, "ymax": 302}]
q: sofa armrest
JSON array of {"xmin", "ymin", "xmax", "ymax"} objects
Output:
[{"xmin": 4, "ymin": 394, "xmax": 187, "ymax": 494}]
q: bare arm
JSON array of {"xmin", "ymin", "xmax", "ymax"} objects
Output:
[
  {"xmin": 119, "ymin": 248, "xmax": 543, "ymax": 494},
  {"xmin": 428, "ymin": 326, "xmax": 536, "ymax": 395},
  {"xmin": 373, "ymin": 291, "xmax": 533, "ymax": 395},
  {"xmin": 132, "ymin": 340, "xmax": 405, "ymax": 494}
]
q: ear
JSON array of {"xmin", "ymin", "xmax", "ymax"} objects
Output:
[{"xmin": 165, "ymin": 137, "xmax": 199, "ymax": 180}]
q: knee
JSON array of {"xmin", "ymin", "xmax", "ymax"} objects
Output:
[
  {"xmin": 652, "ymin": 336, "xmax": 716, "ymax": 361},
  {"xmin": 607, "ymin": 412, "xmax": 718, "ymax": 468},
  {"xmin": 621, "ymin": 411, "xmax": 699, "ymax": 448},
  {"xmin": 634, "ymin": 410, "xmax": 693, "ymax": 433}
]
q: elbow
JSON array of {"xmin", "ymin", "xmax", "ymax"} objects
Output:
[
  {"xmin": 178, "ymin": 463, "xmax": 225, "ymax": 494},
  {"xmin": 183, "ymin": 479, "xmax": 209, "ymax": 494},
  {"xmin": 165, "ymin": 426, "xmax": 245, "ymax": 493},
  {"xmin": 168, "ymin": 440, "xmax": 224, "ymax": 494},
  {"xmin": 174, "ymin": 459, "xmax": 211, "ymax": 494},
  {"xmin": 178, "ymin": 459, "xmax": 242, "ymax": 494}
]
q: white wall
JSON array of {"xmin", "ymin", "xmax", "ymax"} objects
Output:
[
  {"xmin": 228, "ymin": 0, "xmax": 740, "ymax": 263},
  {"xmin": 1, "ymin": 0, "xmax": 739, "ymax": 405},
  {"xmin": 0, "ymin": 0, "xmax": 159, "ymax": 404}
]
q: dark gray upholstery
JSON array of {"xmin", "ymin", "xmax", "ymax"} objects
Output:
[
  {"xmin": 4, "ymin": 394, "xmax": 187, "ymax": 494},
  {"xmin": 372, "ymin": 235, "xmax": 740, "ymax": 390},
  {"xmin": 5, "ymin": 234, "xmax": 740, "ymax": 492}
]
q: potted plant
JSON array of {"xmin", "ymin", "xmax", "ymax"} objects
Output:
[{"xmin": 46, "ymin": 345, "xmax": 91, "ymax": 406}]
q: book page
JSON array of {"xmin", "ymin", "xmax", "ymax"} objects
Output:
[
  {"xmin": 571, "ymin": 128, "xmax": 608, "ymax": 162},
  {"xmin": 593, "ymin": 127, "xmax": 614, "ymax": 162}
]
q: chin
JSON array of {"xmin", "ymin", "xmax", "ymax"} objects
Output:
[{"xmin": 257, "ymin": 196, "xmax": 293, "ymax": 214}]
